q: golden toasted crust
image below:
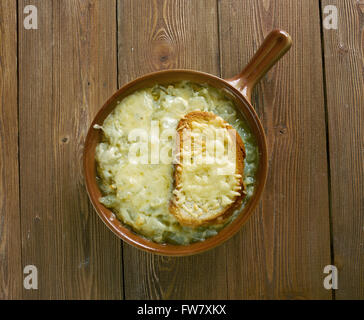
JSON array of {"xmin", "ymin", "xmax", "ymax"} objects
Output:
[{"xmin": 169, "ymin": 111, "xmax": 246, "ymax": 227}]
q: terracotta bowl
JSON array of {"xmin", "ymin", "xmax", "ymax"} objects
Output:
[{"xmin": 83, "ymin": 29, "xmax": 292, "ymax": 256}]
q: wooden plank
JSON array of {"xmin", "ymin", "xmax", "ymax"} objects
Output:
[
  {"xmin": 18, "ymin": 0, "xmax": 123, "ymax": 299},
  {"xmin": 218, "ymin": 0, "xmax": 332, "ymax": 299},
  {"xmin": 321, "ymin": 0, "xmax": 364, "ymax": 299},
  {"xmin": 118, "ymin": 0, "xmax": 231, "ymax": 299},
  {"xmin": 0, "ymin": 0, "xmax": 22, "ymax": 299}
]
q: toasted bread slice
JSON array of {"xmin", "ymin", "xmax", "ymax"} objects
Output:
[{"xmin": 169, "ymin": 111, "xmax": 246, "ymax": 227}]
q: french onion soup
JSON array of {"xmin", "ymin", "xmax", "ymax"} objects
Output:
[{"xmin": 94, "ymin": 81, "xmax": 259, "ymax": 245}]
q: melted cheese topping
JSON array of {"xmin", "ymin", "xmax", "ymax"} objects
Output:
[
  {"xmin": 95, "ymin": 81, "xmax": 259, "ymax": 245},
  {"xmin": 173, "ymin": 117, "xmax": 241, "ymax": 223}
]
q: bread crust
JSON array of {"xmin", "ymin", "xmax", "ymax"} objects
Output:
[{"xmin": 169, "ymin": 111, "xmax": 246, "ymax": 227}]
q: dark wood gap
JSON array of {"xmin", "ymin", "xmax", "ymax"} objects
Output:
[
  {"xmin": 16, "ymin": 0, "xmax": 24, "ymax": 300},
  {"xmin": 318, "ymin": 0, "xmax": 335, "ymax": 301}
]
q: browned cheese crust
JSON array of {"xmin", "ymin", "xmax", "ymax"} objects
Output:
[{"xmin": 169, "ymin": 111, "xmax": 247, "ymax": 227}]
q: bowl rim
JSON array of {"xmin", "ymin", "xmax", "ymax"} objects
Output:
[{"xmin": 83, "ymin": 68, "xmax": 268, "ymax": 256}]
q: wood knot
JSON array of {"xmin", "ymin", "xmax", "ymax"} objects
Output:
[
  {"xmin": 338, "ymin": 42, "xmax": 349, "ymax": 55},
  {"xmin": 61, "ymin": 136, "xmax": 69, "ymax": 144},
  {"xmin": 152, "ymin": 41, "xmax": 174, "ymax": 69},
  {"xmin": 151, "ymin": 28, "xmax": 175, "ymax": 69},
  {"xmin": 275, "ymin": 124, "xmax": 288, "ymax": 135}
]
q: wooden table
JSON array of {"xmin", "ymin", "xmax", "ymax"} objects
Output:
[{"xmin": 1, "ymin": 0, "xmax": 363, "ymax": 300}]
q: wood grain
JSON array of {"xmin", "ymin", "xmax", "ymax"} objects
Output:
[
  {"xmin": 18, "ymin": 0, "xmax": 123, "ymax": 299},
  {"xmin": 0, "ymin": 0, "xmax": 22, "ymax": 299},
  {"xmin": 118, "ymin": 0, "xmax": 231, "ymax": 299},
  {"xmin": 321, "ymin": 0, "xmax": 364, "ymax": 299},
  {"xmin": 219, "ymin": 0, "xmax": 332, "ymax": 299}
]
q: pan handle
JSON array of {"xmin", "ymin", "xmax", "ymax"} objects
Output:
[{"xmin": 226, "ymin": 29, "xmax": 292, "ymax": 103}]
